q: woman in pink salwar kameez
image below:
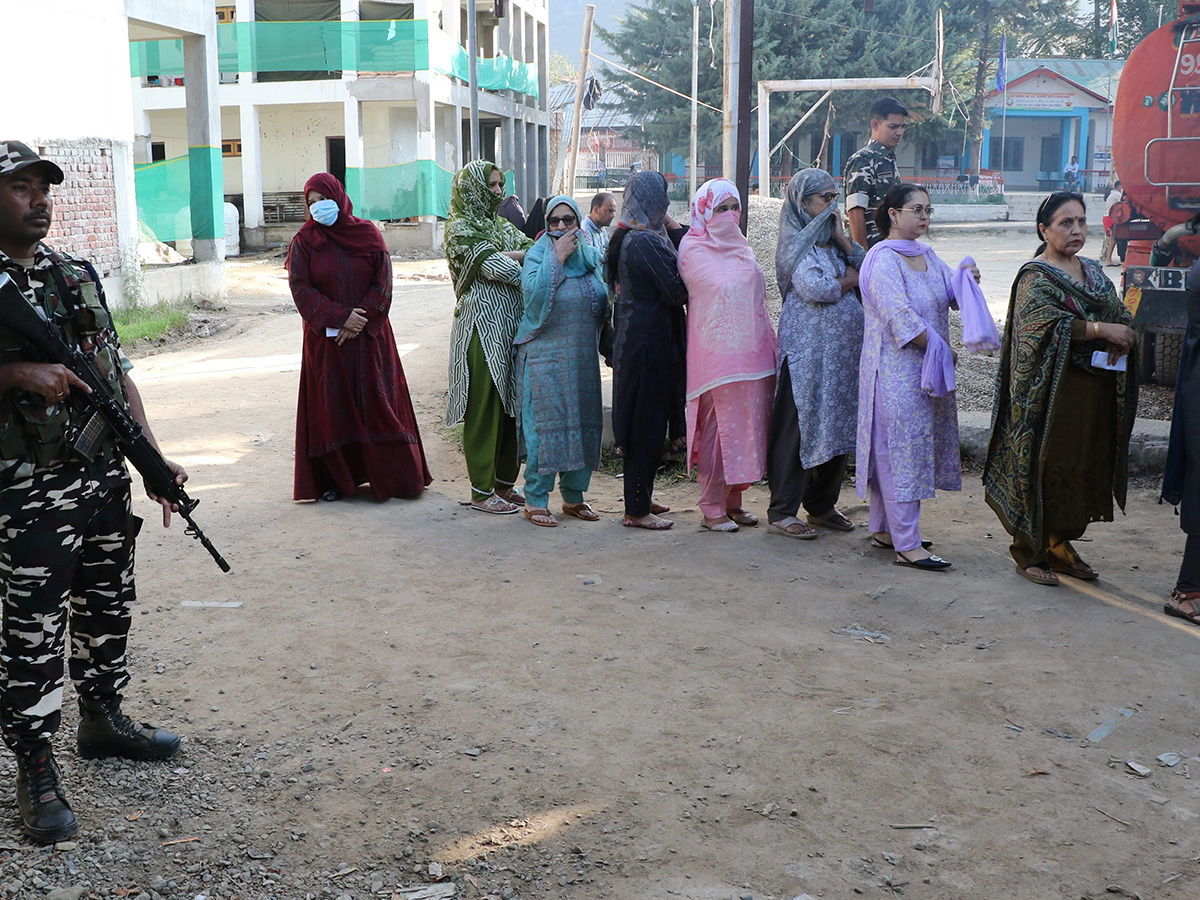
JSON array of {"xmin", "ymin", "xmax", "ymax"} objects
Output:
[{"xmin": 678, "ymin": 179, "xmax": 777, "ymax": 532}]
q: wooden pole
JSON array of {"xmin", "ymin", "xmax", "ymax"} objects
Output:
[
  {"xmin": 722, "ymin": 0, "xmax": 739, "ymax": 179},
  {"xmin": 734, "ymin": 0, "xmax": 754, "ymax": 232},
  {"xmin": 689, "ymin": 0, "xmax": 700, "ymax": 198},
  {"xmin": 467, "ymin": 0, "xmax": 480, "ymax": 160},
  {"xmin": 565, "ymin": 4, "xmax": 596, "ymax": 197}
]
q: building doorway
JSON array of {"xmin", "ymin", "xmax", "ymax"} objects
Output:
[
  {"xmin": 327, "ymin": 136, "xmax": 346, "ymax": 185},
  {"xmin": 1040, "ymin": 134, "xmax": 1062, "ymax": 177}
]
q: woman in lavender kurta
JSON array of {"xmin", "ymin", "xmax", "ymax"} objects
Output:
[
  {"xmin": 767, "ymin": 168, "xmax": 866, "ymax": 539},
  {"xmin": 856, "ymin": 184, "xmax": 973, "ymax": 571}
]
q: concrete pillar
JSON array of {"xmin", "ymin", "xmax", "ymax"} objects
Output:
[
  {"xmin": 182, "ymin": 32, "xmax": 225, "ymax": 261},
  {"xmin": 454, "ymin": 104, "xmax": 464, "ymax": 172},
  {"xmin": 344, "ymin": 97, "xmax": 364, "ymax": 196},
  {"xmin": 514, "ymin": 121, "xmax": 527, "ymax": 200},
  {"xmin": 526, "ymin": 121, "xmax": 538, "ymax": 198},
  {"xmin": 1077, "ymin": 111, "xmax": 1090, "ymax": 188},
  {"xmin": 412, "ymin": 0, "xmax": 437, "ymax": 231},
  {"xmin": 538, "ymin": 18, "xmax": 549, "ymax": 196},
  {"xmin": 543, "ymin": 124, "xmax": 552, "ymax": 197},
  {"xmin": 133, "ymin": 111, "xmax": 153, "ymax": 165},
  {"xmin": 981, "ymin": 126, "xmax": 991, "ymax": 170},
  {"xmin": 440, "ymin": 0, "xmax": 460, "ymax": 44},
  {"xmin": 502, "ymin": 118, "xmax": 517, "ymax": 191},
  {"xmin": 235, "ymin": 0, "xmax": 255, "ymax": 85},
  {"xmin": 240, "ymin": 104, "xmax": 265, "ymax": 249},
  {"xmin": 111, "ymin": 141, "xmax": 142, "ymax": 304}
]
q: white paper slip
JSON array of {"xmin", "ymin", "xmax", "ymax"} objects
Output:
[
  {"xmin": 1091, "ymin": 350, "xmax": 1127, "ymax": 372},
  {"xmin": 181, "ymin": 600, "xmax": 243, "ymax": 608},
  {"xmin": 325, "ymin": 327, "xmax": 340, "ymax": 338}
]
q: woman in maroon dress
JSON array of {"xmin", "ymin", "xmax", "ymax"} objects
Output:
[{"xmin": 286, "ymin": 172, "xmax": 432, "ymax": 501}]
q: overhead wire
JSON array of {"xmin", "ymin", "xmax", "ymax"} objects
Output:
[{"xmin": 590, "ymin": 52, "xmax": 723, "ymax": 113}]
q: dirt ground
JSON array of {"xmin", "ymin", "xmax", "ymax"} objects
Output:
[{"xmin": 7, "ymin": 228, "xmax": 1200, "ymax": 900}]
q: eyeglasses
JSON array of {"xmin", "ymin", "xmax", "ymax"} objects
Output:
[
  {"xmin": 812, "ymin": 192, "xmax": 838, "ymax": 203},
  {"xmin": 547, "ymin": 214, "xmax": 578, "ymax": 226},
  {"xmin": 899, "ymin": 205, "xmax": 935, "ymax": 218}
]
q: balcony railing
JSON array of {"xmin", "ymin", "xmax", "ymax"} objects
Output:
[{"xmin": 130, "ymin": 20, "xmax": 539, "ymax": 97}]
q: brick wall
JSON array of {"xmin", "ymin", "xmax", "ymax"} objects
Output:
[{"xmin": 35, "ymin": 138, "xmax": 122, "ymax": 278}]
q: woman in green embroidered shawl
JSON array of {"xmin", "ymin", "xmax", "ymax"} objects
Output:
[
  {"xmin": 444, "ymin": 161, "xmax": 533, "ymax": 514},
  {"xmin": 983, "ymin": 192, "xmax": 1138, "ymax": 586}
]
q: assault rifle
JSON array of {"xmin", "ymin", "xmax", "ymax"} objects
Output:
[{"xmin": 0, "ymin": 271, "xmax": 230, "ymax": 572}]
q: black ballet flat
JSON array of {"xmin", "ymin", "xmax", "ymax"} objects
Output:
[{"xmin": 894, "ymin": 551, "xmax": 951, "ymax": 571}]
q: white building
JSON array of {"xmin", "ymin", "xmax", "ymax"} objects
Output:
[
  {"xmin": 133, "ymin": 0, "xmax": 550, "ymax": 251},
  {"xmin": 8, "ymin": 0, "xmax": 227, "ymax": 307},
  {"xmin": 984, "ymin": 58, "xmax": 1123, "ymax": 192}
]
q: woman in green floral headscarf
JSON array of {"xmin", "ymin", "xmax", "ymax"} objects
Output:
[{"xmin": 445, "ymin": 160, "xmax": 533, "ymax": 513}]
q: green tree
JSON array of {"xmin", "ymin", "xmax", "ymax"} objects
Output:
[
  {"xmin": 595, "ymin": 0, "xmax": 951, "ymax": 174},
  {"xmin": 548, "ymin": 51, "xmax": 578, "ymax": 87},
  {"xmin": 942, "ymin": 0, "xmax": 1088, "ymax": 179}
]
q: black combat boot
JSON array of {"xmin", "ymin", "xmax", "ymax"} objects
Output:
[
  {"xmin": 15, "ymin": 744, "xmax": 79, "ymax": 843},
  {"xmin": 76, "ymin": 695, "xmax": 181, "ymax": 761}
]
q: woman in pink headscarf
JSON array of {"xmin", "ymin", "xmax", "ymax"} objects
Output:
[{"xmin": 678, "ymin": 179, "xmax": 777, "ymax": 532}]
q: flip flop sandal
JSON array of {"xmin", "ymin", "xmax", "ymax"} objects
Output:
[
  {"xmin": 1164, "ymin": 591, "xmax": 1200, "ymax": 626},
  {"xmin": 895, "ymin": 552, "xmax": 952, "ymax": 571},
  {"xmin": 767, "ymin": 517, "xmax": 818, "ymax": 540},
  {"xmin": 807, "ymin": 509, "xmax": 855, "ymax": 532},
  {"xmin": 524, "ymin": 507, "xmax": 558, "ymax": 527},
  {"xmin": 1015, "ymin": 564, "xmax": 1059, "ymax": 586},
  {"xmin": 561, "ymin": 503, "xmax": 600, "ymax": 521},
  {"xmin": 701, "ymin": 519, "xmax": 739, "ymax": 532},
  {"xmin": 726, "ymin": 508, "xmax": 758, "ymax": 526},
  {"xmin": 623, "ymin": 514, "xmax": 674, "ymax": 530},
  {"xmin": 471, "ymin": 494, "xmax": 521, "ymax": 515},
  {"xmin": 871, "ymin": 536, "xmax": 933, "ymax": 550},
  {"xmin": 1049, "ymin": 560, "xmax": 1099, "ymax": 581}
]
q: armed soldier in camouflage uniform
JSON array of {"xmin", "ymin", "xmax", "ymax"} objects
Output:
[
  {"xmin": 843, "ymin": 97, "xmax": 907, "ymax": 248},
  {"xmin": 0, "ymin": 141, "xmax": 186, "ymax": 843}
]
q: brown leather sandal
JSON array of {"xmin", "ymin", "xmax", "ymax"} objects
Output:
[
  {"xmin": 1165, "ymin": 590, "xmax": 1200, "ymax": 626},
  {"xmin": 561, "ymin": 503, "xmax": 600, "ymax": 521},
  {"xmin": 523, "ymin": 507, "xmax": 558, "ymax": 527}
]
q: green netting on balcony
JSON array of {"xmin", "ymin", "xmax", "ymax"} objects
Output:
[
  {"xmin": 137, "ymin": 156, "xmax": 517, "ymax": 238},
  {"xmin": 345, "ymin": 161, "xmax": 455, "ymax": 220},
  {"xmin": 129, "ymin": 20, "xmax": 538, "ymax": 97},
  {"xmin": 428, "ymin": 30, "xmax": 540, "ymax": 97},
  {"xmin": 134, "ymin": 148, "xmax": 224, "ymax": 244},
  {"xmin": 345, "ymin": 163, "xmax": 515, "ymax": 220}
]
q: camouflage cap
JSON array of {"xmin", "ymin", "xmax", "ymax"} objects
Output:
[{"xmin": 0, "ymin": 141, "xmax": 65, "ymax": 184}]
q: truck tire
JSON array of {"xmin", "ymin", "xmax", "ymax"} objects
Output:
[{"xmin": 1138, "ymin": 330, "xmax": 1183, "ymax": 385}]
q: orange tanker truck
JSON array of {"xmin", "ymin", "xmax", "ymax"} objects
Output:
[{"xmin": 1111, "ymin": 1, "xmax": 1200, "ymax": 382}]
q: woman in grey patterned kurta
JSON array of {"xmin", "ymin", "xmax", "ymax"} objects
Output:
[{"xmin": 767, "ymin": 169, "xmax": 866, "ymax": 539}]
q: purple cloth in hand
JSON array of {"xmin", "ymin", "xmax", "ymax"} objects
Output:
[
  {"xmin": 921, "ymin": 325, "xmax": 956, "ymax": 397},
  {"xmin": 952, "ymin": 256, "xmax": 1000, "ymax": 352}
]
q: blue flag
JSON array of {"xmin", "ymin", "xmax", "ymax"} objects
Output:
[{"xmin": 996, "ymin": 33, "xmax": 1007, "ymax": 92}]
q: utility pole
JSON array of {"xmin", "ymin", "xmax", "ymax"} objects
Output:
[
  {"xmin": 734, "ymin": 0, "xmax": 754, "ymax": 231},
  {"xmin": 690, "ymin": 0, "xmax": 700, "ymax": 198},
  {"xmin": 468, "ymin": 0, "xmax": 480, "ymax": 160},
  {"xmin": 722, "ymin": 0, "xmax": 740, "ymax": 179},
  {"xmin": 566, "ymin": 4, "xmax": 596, "ymax": 198}
]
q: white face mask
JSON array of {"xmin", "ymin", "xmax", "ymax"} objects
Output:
[{"xmin": 309, "ymin": 199, "xmax": 339, "ymax": 226}]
